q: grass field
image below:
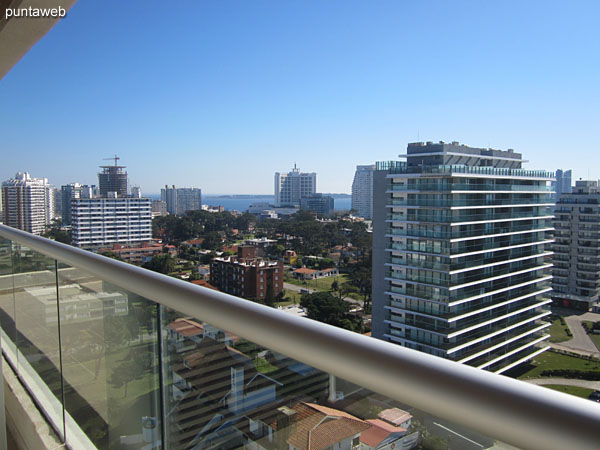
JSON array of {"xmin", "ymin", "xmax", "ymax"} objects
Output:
[
  {"xmin": 516, "ymin": 351, "xmax": 600, "ymax": 380},
  {"xmin": 540, "ymin": 384, "xmax": 595, "ymax": 399},
  {"xmin": 285, "ymin": 273, "xmax": 350, "ymax": 291},
  {"xmin": 254, "ymin": 356, "xmax": 278, "ymax": 373},
  {"xmin": 548, "ymin": 317, "xmax": 571, "ymax": 343},
  {"xmin": 582, "ymin": 321, "xmax": 600, "ymax": 351},
  {"xmin": 284, "ymin": 273, "xmax": 364, "ymax": 302},
  {"xmin": 278, "ymin": 289, "xmax": 302, "ymax": 306}
]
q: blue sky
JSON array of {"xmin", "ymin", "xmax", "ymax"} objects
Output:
[{"xmin": 1, "ymin": 1, "xmax": 599, "ymax": 194}]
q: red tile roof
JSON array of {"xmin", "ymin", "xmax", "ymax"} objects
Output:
[
  {"xmin": 360, "ymin": 419, "xmax": 407, "ymax": 447},
  {"xmin": 287, "ymin": 403, "xmax": 370, "ymax": 450},
  {"xmin": 191, "ymin": 279, "xmax": 220, "ymax": 291},
  {"xmin": 378, "ymin": 408, "xmax": 412, "ymax": 426},
  {"xmin": 185, "ymin": 238, "xmax": 205, "ymax": 245},
  {"xmin": 294, "ymin": 268, "xmax": 317, "ymax": 274},
  {"xmin": 167, "ymin": 318, "xmax": 204, "ymax": 337},
  {"xmin": 360, "ymin": 422, "xmax": 389, "ymax": 447}
]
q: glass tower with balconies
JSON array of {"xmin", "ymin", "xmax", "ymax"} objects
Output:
[
  {"xmin": 372, "ymin": 141, "xmax": 555, "ymax": 373},
  {"xmin": 552, "ymin": 180, "xmax": 600, "ymax": 310}
]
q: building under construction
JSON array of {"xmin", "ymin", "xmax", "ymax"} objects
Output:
[{"xmin": 98, "ymin": 155, "xmax": 128, "ymax": 197}]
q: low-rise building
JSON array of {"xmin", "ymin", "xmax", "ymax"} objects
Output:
[
  {"xmin": 246, "ymin": 237, "xmax": 278, "ymax": 249},
  {"xmin": 99, "ymin": 241, "xmax": 175, "ymax": 264},
  {"xmin": 287, "ymin": 403, "xmax": 371, "ymax": 450},
  {"xmin": 210, "ymin": 246, "xmax": 284, "ymax": 301},
  {"xmin": 292, "ymin": 267, "xmax": 339, "ymax": 281},
  {"xmin": 283, "ymin": 250, "xmax": 298, "ymax": 265},
  {"xmin": 182, "ymin": 238, "xmax": 205, "ymax": 249}
]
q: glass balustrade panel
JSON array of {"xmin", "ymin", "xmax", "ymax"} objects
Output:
[{"xmin": 56, "ymin": 263, "xmax": 162, "ymax": 449}]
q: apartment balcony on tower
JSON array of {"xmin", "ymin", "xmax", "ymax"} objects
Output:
[{"xmin": 372, "ymin": 141, "xmax": 555, "ymax": 374}]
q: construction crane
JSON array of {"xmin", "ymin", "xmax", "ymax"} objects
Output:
[{"xmin": 103, "ymin": 155, "xmax": 120, "ymax": 167}]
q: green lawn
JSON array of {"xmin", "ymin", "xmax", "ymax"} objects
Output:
[
  {"xmin": 582, "ymin": 321, "xmax": 600, "ymax": 351},
  {"xmin": 541, "ymin": 384, "xmax": 595, "ymax": 399},
  {"xmin": 254, "ymin": 356, "xmax": 278, "ymax": 374},
  {"xmin": 548, "ymin": 317, "xmax": 572, "ymax": 343},
  {"xmin": 278, "ymin": 289, "xmax": 302, "ymax": 306},
  {"xmin": 517, "ymin": 351, "xmax": 600, "ymax": 380},
  {"xmin": 285, "ymin": 274, "xmax": 350, "ymax": 291}
]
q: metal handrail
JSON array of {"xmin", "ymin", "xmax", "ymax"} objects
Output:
[{"xmin": 1, "ymin": 224, "xmax": 599, "ymax": 450}]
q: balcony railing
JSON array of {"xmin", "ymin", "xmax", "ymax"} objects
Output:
[
  {"xmin": 0, "ymin": 224, "xmax": 599, "ymax": 450},
  {"xmin": 387, "ymin": 184, "xmax": 553, "ymax": 192},
  {"xmin": 376, "ymin": 162, "xmax": 555, "ymax": 179}
]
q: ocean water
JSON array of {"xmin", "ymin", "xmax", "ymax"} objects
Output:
[{"xmin": 148, "ymin": 194, "xmax": 352, "ymax": 212}]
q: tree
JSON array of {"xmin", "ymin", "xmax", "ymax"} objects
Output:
[
  {"xmin": 200, "ymin": 251, "xmax": 216, "ymax": 265},
  {"xmin": 337, "ymin": 282, "xmax": 359, "ymax": 301},
  {"xmin": 301, "ymin": 292, "xmax": 349, "ymax": 327},
  {"xmin": 104, "ymin": 316, "xmax": 129, "ymax": 349},
  {"xmin": 264, "ymin": 284, "xmax": 276, "ymax": 307},
  {"xmin": 109, "ymin": 359, "xmax": 142, "ymax": 398},
  {"xmin": 43, "ymin": 226, "xmax": 72, "ymax": 245},
  {"xmin": 202, "ymin": 232, "xmax": 222, "ymax": 251},
  {"xmin": 331, "ymin": 279, "xmax": 339, "ymax": 292},
  {"xmin": 142, "ymin": 254, "xmax": 175, "ymax": 274}
]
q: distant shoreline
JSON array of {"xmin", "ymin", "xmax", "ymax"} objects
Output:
[{"xmin": 147, "ymin": 193, "xmax": 351, "ymax": 198}]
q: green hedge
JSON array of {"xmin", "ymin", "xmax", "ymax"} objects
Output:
[{"xmin": 540, "ymin": 369, "xmax": 600, "ymax": 380}]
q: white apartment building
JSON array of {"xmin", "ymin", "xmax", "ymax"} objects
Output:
[
  {"xmin": 71, "ymin": 197, "xmax": 152, "ymax": 249},
  {"xmin": 176, "ymin": 188, "xmax": 202, "ymax": 215},
  {"xmin": 552, "ymin": 180, "xmax": 600, "ymax": 311},
  {"xmin": 274, "ymin": 165, "xmax": 316, "ymax": 207},
  {"xmin": 160, "ymin": 185, "xmax": 202, "ymax": 215},
  {"xmin": 352, "ymin": 165, "xmax": 375, "ymax": 219},
  {"xmin": 61, "ymin": 183, "xmax": 95, "ymax": 226},
  {"xmin": 2, "ymin": 172, "xmax": 55, "ymax": 235}
]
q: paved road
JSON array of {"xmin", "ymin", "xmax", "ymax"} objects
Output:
[
  {"xmin": 551, "ymin": 309, "xmax": 600, "ymax": 354},
  {"xmin": 523, "ymin": 377, "xmax": 600, "ymax": 390},
  {"xmin": 564, "ymin": 316, "xmax": 598, "ymax": 353}
]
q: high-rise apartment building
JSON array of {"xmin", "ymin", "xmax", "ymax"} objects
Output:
[
  {"xmin": 71, "ymin": 162, "xmax": 152, "ymax": 249},
  {"xmin": 274, "ymin": 165, "xmax": 316, "ymax": 207},
  {"xmin": 131, "ymin": 186, "xmax": 142, "ymax": 198},
  {"xmin": 2, "ymin": 172, "xmax": 55, "ymax": 235},
  {"xmin": 71, "ymin": 197, "xmax": 152, "ymax": 249},
  {"xmin": 372, "ymin": 141, "xmax": 555, "ymax": 373},
  {"xmin": 161, "ymin": 185, "xmax": 178, "ymax": 215},
  {"xmin": 61, "ymin": 183, "xmax": 95, "ymax": 226},
  {"xmin": 300, "ymin": 193, "xmax": 334, "ymax": 216},
  {"xmin": 152, "ymin": 200, "xmax": 167, "ymax": 217},
  {"xmin": 352, "ymin": 165, "xmax": 375, "ymax": 219},
  {"xmin": 554, "ymin": 169, "xmax": 573, "ymax": 199},
  {"xmin": 160, "ymin": 185, "xmax": 202, "ymax": 215},
  {"xmin": 552, "ymin": 180, "xmax": 600, "ymax": 311},
  {"xmin": 176, "ymin": 188, "xmax": 202, "ymax": 215}
]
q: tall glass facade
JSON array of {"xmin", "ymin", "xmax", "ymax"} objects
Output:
[{"xmin": 372, "ymin": 142, "xmax": 555, "ymax": 373}]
